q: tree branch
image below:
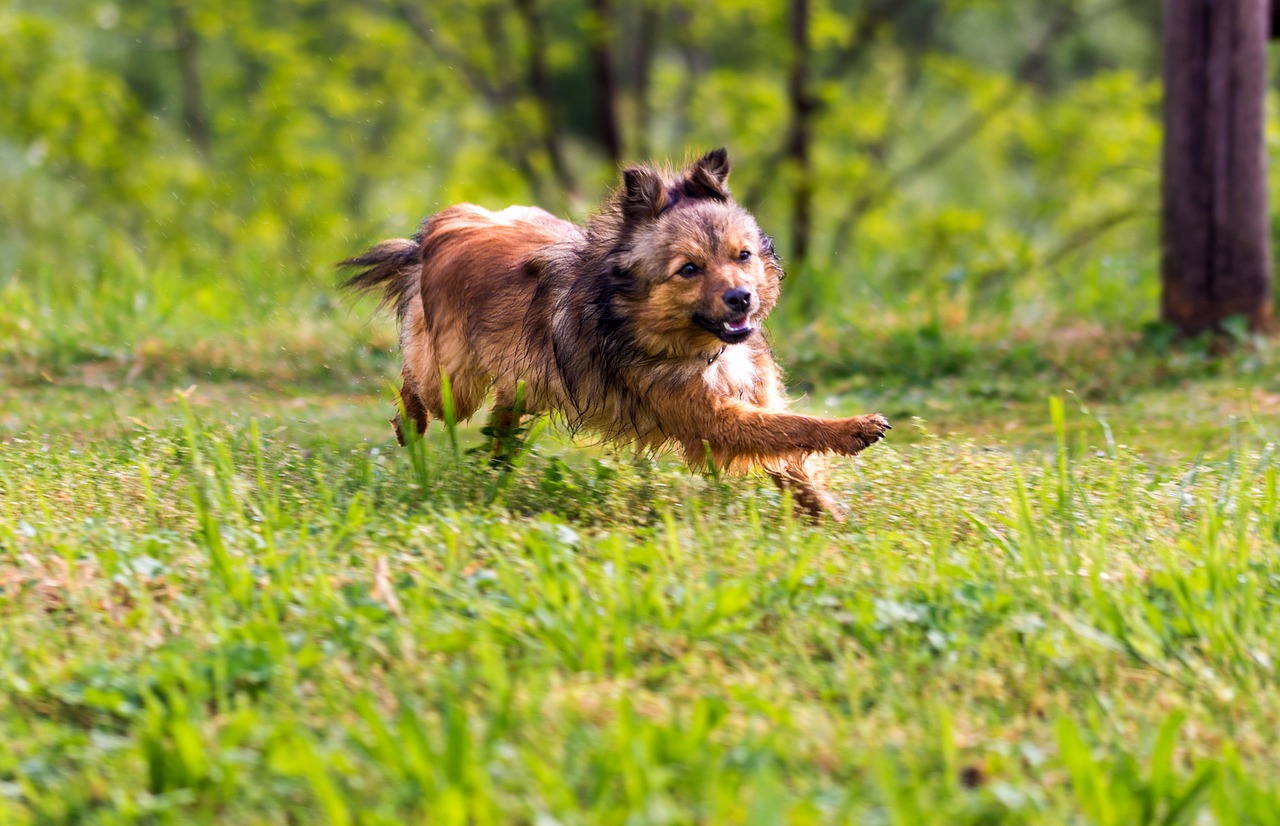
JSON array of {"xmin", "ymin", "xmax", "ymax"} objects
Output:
[
  {"xmin": 394, "ymin": 1, "xmax": 501, "ymax": 102},
  {"xmin": 391, "ymin": 0, "xmax": 557, "ymax": 202},
  {"xmin": 741, "ymin": 0, "xmax": 903, "ymax": 208},
  {"xmin": 823, "ymin": 0, "xmax": 904, "ymax": 80},
  {"xmin": 1039, "ymin": 206, "xmax": 1141, "ymax": 270},
  {"xmin": 828, "ymin": 1, "xmax": 1094, "ymax": 258}
]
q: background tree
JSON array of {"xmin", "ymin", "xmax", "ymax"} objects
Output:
[
  {"xmin": 586, "ymin": 0, "xmax": 622, "ymax": 165},
  {"xmin": 170, "ymin": 1, "xmax": 210, "ymax": 159},
  {"xmin": 1160, "ymin": 0, "xmax": 1273, "ymax": 336},
  {"xmin": 786, "ymin": 0, "xmax": 814, "ymax": 285},
  {"xmin": 0, "ymin": 0, "xmax": 1190, "ymax": 342}
]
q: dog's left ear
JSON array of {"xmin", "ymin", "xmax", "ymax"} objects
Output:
[{"xmin": 681, "ymin": 148, "xmax": 731, "ymax": 201}]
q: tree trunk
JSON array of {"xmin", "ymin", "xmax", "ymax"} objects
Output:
[
  {"xmin": 587, "ymin": 0, "xmax": 622, "ymax": 165},
  {"xmin": 171, "ymin": 2, "xmax": 211, "ymax": 159},
  {"xmin": 786, "ymin": 0, "xmax": 813, "ymax": 274},
  {"xmin": 1161, "ymin": 0, "xmax": 1272, "ymax": 335},
  {"xmin": 631, "ymin": 1, "xmax": 659, "ymax": 158},
  {"xmin": 512, "ymin": 0, "xmax": 577, "ymax": 201}
]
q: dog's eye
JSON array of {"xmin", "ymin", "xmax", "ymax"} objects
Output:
[
  {"xmin": 738, "ymin": 249, "xmax": 751, "ymax": 262},
  {"xmin": 678, "ymin": 263, "xmax": 699, "ymax": 277}
]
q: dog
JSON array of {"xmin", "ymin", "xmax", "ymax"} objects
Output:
[{"xmin": 340, "ymin": 149, "xmax": 888, "ymax": 520}]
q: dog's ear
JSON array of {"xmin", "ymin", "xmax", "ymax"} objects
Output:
[
  {"xmin": 680, "ymin": 148, "xmax": 731, "ymax": 201},
  {"xmin": 621, "ymin": 166, "xmax": 667, "ymax": 222},
  {"xmin": 696, "ymin": 147, "xmax": 731, "ymax": 185}
]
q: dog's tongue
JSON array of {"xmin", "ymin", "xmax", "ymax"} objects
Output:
[{"xmin": 723, "ymin": 317, "xmax": 753, "ymax": 334}]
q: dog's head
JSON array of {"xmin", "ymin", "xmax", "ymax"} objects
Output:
[{"xmin": 596, "ymin": 149, "xmax": 784, "ymax": 359}]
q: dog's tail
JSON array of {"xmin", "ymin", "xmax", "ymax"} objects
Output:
[{"xmin": 338, "ymin": 236, "xmax": 422, "ymax": 318}]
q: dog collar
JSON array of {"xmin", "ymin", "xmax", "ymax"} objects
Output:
[{"xmin": 707, "ymin": 346, "xmax": 726, "ymax": 365}]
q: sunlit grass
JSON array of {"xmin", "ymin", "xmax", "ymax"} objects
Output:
[
  {"xmin": 3, "ymin": 368, "xmax": 1280, "ymax": 822},
  {"xmin": 2, "ymin": 237, "xmax": 1279, "ymax": 823}
]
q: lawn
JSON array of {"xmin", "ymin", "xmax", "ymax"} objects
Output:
[
  {"xmin": 3, "ymin": 283, "xmax": 1280, "ymax": 823},
  {"xmin": 6, "ymin": 0, "xmax": 1280, "ymax": 820}
]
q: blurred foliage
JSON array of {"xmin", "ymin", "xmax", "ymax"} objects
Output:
[{"xmin": 0, "ymin": 0, "xmax": 1277, "ymax": 365}]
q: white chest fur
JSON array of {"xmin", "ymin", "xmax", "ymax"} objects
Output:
[{"xmin": 705, "ymin": 345, "xmax": 758, "ymax": 397}]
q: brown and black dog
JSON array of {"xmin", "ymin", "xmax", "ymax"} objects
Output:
[{"xmin": 341, "ymin": 149, "xmax": 888, "ymax": 519}]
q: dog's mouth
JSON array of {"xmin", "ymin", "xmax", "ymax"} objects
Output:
[{"xmin": 693, "ymin": 313, "xmax": 757, "ymax": 344}]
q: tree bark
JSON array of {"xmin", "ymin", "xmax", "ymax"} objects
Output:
[
  {"xmin": 171, "ymin": 2, "xmax": 211, "ymax": 159},
  {"xmin": 587, "ymin": 0, "xmax": 622, "ymax": 165},
  {"xmin": 786, "ymin": 0, "xmax": 813, "ymax": 274},
  {"xmin": 1161, "ymin": 0, "xmax": 1272, "ymax": 335}
]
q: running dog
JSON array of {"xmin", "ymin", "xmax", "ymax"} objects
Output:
[{"xmin": 341, "ymin": 149, "xmax": 888, "ymax": 519}]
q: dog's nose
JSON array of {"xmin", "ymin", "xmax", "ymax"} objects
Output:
[{"xmin": 722, "ymin": 287, "xmax": 753, "ymax": 313}]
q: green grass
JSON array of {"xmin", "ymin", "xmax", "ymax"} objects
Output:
[
  {"xmin": 4, "ymin": 258, "xmax": 1280, "ymax": 823},
  {"xmin": 5, "ymin": 1, "xmax": 1278, "ymax": 817}
]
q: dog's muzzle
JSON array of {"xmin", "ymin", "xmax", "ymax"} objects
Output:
[{"xmin": 693, "ymin": 313, "xmax": 756, "ymax": 344}]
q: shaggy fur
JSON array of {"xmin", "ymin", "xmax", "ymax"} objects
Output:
[{"xmin": 341, "ymin": 149, "xmax": 888, "ymax": 520}]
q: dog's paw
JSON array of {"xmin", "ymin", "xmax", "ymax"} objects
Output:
[{"xmin": 841, "ymin": 413, "xmax": 891, "ymax": 454}]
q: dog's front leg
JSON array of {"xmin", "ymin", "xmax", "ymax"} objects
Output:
[
  {"xmin": 676, "ymin": 401, "xmax": 885, "ymax": 522},
  {"xmin": 683, "ymin": 400, "xmax": 889, "ymax": 465}
]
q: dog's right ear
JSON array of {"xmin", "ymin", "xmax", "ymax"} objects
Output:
[{"xmin": 621, "ymin": 166, "xmax": 667, "ymax": 222}]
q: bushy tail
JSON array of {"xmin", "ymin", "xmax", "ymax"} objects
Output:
[{"xmin": 338, "ymin": 237, "xmax": 422, "ymax": 318}]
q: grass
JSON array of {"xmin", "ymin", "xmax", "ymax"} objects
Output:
[{"xmin": 3, "ymin": 256, "xmax": 1280, "ymax": 823}]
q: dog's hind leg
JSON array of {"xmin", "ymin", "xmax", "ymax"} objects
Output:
[
  {"xmin": 392, "ymin": 375, "xmax": 430, "ymax": 446},
  {"xmin": 485, "ymin": 383, "xmax": 528, "ymax": 465},
  {"xmin": 393, "ymin": 298, "xmax": 435, "ymax": 445}
]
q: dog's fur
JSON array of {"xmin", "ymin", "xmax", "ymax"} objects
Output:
[{"xmin": 341, "ymin": 149, "xmax": 888, "ymax": 519}]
